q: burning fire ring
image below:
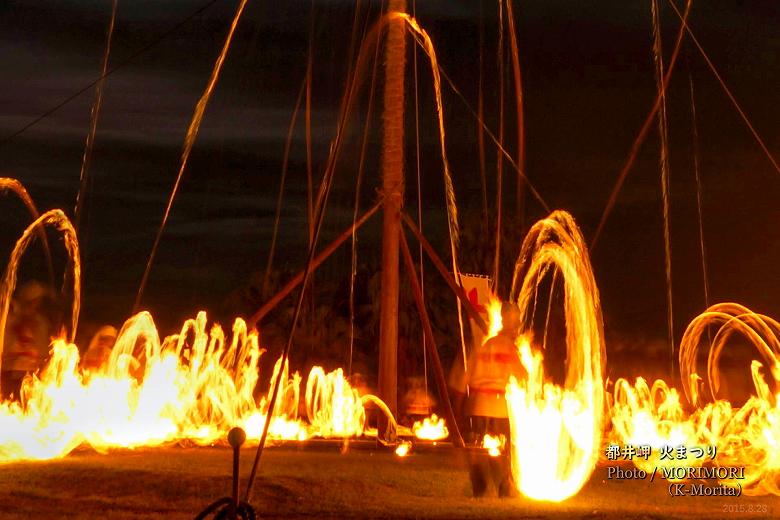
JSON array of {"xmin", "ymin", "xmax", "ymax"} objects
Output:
[{"xmin": 506, "ymin": 210, "xmax": 606, "ymax": 502}]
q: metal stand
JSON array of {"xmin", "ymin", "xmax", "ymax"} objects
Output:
[{"xmin": 194, "ymin": 427, "xmax": 256, "ymax": 520}]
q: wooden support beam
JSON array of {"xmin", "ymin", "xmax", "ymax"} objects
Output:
[
  {"xmin": 377, "ymin": 0, "xmax": 408, "ymax": 437},
  {"xmin": 249, "ymin": 202, "xmax": 381, "ymax": 326},
  {"xmin": 400, "ymin": 212, "xmax": 488, "ymax": 334},
  {"xmin": 399, "ymin": 228, "xmax": 465, "ymax": 448}
]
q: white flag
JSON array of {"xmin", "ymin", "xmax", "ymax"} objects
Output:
[{"xmin": 459, "ymin": 273, "xmax": 492, "ymax": 353}]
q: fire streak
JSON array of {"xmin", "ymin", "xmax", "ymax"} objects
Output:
[{"xmin": 504, "ymin": 210, "xmax": 606, "ymax": 502}]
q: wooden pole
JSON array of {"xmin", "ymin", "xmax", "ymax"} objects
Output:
[
  {"xmin": 249, "ymin": 202, "xmax": 380, "ymax": 326},
  {"xmin": 399, "ymin": 229, "xmax": 465, "ymax": 447},
  {"xmin": 401, "ymin": 212, "xmax": 488, "ymax": 334},
  {"xmin": 378, "ymin": 0, "xmax": 407, "ymax": 438}
]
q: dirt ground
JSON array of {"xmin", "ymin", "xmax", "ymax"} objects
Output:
[{"xmin": 0, "ymin": 443, "xmax": 776, "ymax": 519}]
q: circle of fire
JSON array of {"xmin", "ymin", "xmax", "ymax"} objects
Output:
[{"xmin": 506, "ymin": 210, "xmax": 606, "ymax": 502}]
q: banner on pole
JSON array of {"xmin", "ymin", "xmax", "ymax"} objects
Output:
[{"xmin": 459, "ymin": 273, "xmax": 492, "ymax": 352}]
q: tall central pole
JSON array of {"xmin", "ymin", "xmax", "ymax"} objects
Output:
[{"xmin": 378, "ymin": 0, "xmax": 407, "ymax": 438}]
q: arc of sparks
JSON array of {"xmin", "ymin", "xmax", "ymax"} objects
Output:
[
  {"xmin": 0, "ymin": 209, "xmax": 81, "ymax": 377},
  {"xmin": 134, "ymin": 0, "xmax": 249, "ymax": 311}
]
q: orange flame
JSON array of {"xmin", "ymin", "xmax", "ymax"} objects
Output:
[
  {"xmin": 412, "ymin": 414, "xmax": 448, "ymax": 441},
  {"xmin": 485, "ymin": 295, "xmax": 503, "ymax": 340},
  {"xmin": 0, "ymin": 309, "xmax": 394, "ymax": 462},
  {"xmin": 2, "ymin": 180, "xmax": 779, "ymax": 501},
  {"xmin": 610, "ymin": 303, "xmax": 780, "ymax": 495},
  {"xmin": 482, "ymin": 433, "xmax": 504, "ymax": 457},
  {"xmin": 505, "ymin": 211, "xmax": 606, "ymax": 502},
  {"xmin": 395, "ymin": 440, "xmax": 412, "ymax": 457}
]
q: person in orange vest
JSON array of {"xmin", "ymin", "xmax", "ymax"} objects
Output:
[{"xmin": 454, "ymin": 301, "xmax": 526, "ymax": 497}]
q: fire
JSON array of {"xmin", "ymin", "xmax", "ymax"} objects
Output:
[
  {"xmin": 486, "ymin": 295, "xmax": 503, "ymax": 339},
  {"xmin": 242, "ymin": 412, "xmax": 308, "ymax": 442},
  {"xmin": 395, "ymin": 440, "xmax": 412, "ymax": 457},
  {"xmin": 412, "ymin": 414, "xmax": 448, "ymax": 441},
  {"xmin": 482, "ymin": 433, "xmax": 504, "ymax": 457},
  {"xmin": 505, "ymin": 211, "xmax": 606, "ymax": 502},
  {"xmin": 0, "ymin": 309, "xmax": 394, "ymax": 462},
  {"xmin": 1, "ymin": 180, "xmax": 779, "ymax": 501},
  {"xmin": 500, "ymin": 212, "xmax": 780, "ymax": 499},
  {"xmin": 0, "ymin": 187, "xmax": 399, "ymax": 462},
  {"xmin": 610, "ymin": 303, "xmax": 780, "ymax": 495},
  {"xmin": 306, "ymin": 366, "xmax": 367, "ymax": 438},
  {"xmin": 609, "ymin": 377, "xmax": 704, "ymax": 482}
]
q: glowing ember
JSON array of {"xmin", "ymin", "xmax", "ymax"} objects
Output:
[
  {"xmin": 412, "ymin": 414, "xmax": 448, "ymax": 441},
  {"xmin": 395, "ymin": 440, "xmax": 412, "ymax": 457}
]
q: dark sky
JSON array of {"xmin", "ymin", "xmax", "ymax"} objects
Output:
[{"xmin": 0, "ymin": 0, "xmax": 779, "ymax": 356}]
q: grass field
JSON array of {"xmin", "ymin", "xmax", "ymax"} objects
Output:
[{"xmin": 0, "ymin": 443, "xmax": 776, "ymax": 519}]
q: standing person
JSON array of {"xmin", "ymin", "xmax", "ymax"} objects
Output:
[
  {"xmin": 454, "ymin": 301, "xmax": 526, "ymax": 497},
  {"xmin": 1, "ymin": 281, "xmax": 62, "ymax": 400}
]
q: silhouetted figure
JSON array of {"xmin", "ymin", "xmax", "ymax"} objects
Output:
[
  {"xmin": 402, "ymin": 376, "xmax": 436, "ymax": 424},
  {"xmin": 1, "ymin": 281, "xmax": 63, "ymax": 400},
  {"xmin": 453, "ymin": 301, "xmax": 526, "ymax": 498},
  {"xmin": 82, "ymin": 325, "xmax": 118, "ymax": 370}
]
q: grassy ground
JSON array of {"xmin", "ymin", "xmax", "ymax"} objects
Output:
[{"xmin": 0, "ymin": 443, "xmax": 776, "ymax": 519}]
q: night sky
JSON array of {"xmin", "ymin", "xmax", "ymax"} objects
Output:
[{"xmin": 1, "ymin": 1, "xmax": 779, "ymax": 373}]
